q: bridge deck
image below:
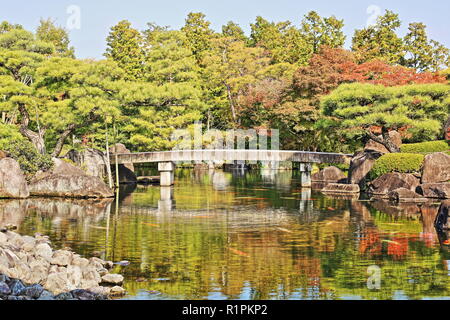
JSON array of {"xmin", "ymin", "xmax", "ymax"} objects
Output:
[{"xmin": 110, "ymin": 150, "xmax": 352, "ymax": 165}]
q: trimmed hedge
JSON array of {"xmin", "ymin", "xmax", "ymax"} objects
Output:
[
  {"xmin": 369, "ymin": 153, "xmax": 425, "ymax": 180},
  {"xmin": 401, "ymin": 140, "xmax": 449, "ymax": 154}
]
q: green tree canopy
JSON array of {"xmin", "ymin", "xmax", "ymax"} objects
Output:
[
  {"xmin": 321, "ymin": 83, "xmax": 450, "ymax": 152},
  {"xmin": 300, "ymin": 11, "xmax": 346, "ymax": 54},
  {"xmin": 36, "ymin": 18, "xmax": 75, "ymax": 58},
  {"xmin": 181, "ymin": 12, "xmax": 215, "ymax": 63},
  {"xmin": 352, "ymin": 10, "xmax": 404, "ymax": 64},
  {"xmin": 105, "ymin": 20, "xmax": 145, "ymax": 80}
]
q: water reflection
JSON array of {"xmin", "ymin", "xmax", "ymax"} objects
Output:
[{"xmin": 1, "ymin": 169, "xmax": 449, "ymax": 300}]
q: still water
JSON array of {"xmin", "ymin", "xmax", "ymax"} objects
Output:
[{"xmin": 1, "ymin": 169, "xmax": 449, "ymax": 300}]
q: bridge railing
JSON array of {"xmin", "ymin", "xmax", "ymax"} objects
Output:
[{"xmin": 110, "ymin": 149, "xmax": 353, "ymax": 165}]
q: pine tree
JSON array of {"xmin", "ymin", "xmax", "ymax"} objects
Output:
[
  {"xmin": 105, "ymin": 20, "xmax": 145, "ymax": 80},
  {"xmin": 36, "ymin": 18, "xmax": 75, "ymax": 58}
]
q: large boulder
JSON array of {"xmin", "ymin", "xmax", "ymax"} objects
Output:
[
  {"xmin": 347, "ymin": 150, "xmax": 383, "ymax": 188},
  {"xmin": 29, "ymin": 159, "xmax": 113, "ymax": 199},
  {"xmin": 65, "ymin": 148, "xmax": 108, "ymax": 181},
  {"xmin": 109, "ymin": 144, "xmax": 134, "ymax": 172},
  {"xmin": 387, "ymin": 188, "xmax": 428, "ymax": 203},
  {"xmin": 312, "ymin": 166, "xmax": 347, "ymax": 183},
  {"xmin": 112, "ymin": 165, "xmax": 137, "ymax": 184},
  {"xmin": 421, "ymin": 152, "xmax": 450, "ymax": 184},
  {"xmin": 417, "ymin": 183, "xmax": 450, "ymax": 199},
  {"xmin": 0, "ymin": 158, "xmax": 29, "ymax": 199},
  {"xmin": 364, "ymin": 130, "xmax": 402, "ymax": 154},
  {"xmin": 368, "ymin": 173, "xmax": 420, "ymax": 197},
  {"xmin": 109, "ymin": 144, "xmax": 137, "ymax": 184}
]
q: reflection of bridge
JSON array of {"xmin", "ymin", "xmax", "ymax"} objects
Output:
[{"xmin": 110, "ymin": 150, "xmax": 352, "ymax": 187}]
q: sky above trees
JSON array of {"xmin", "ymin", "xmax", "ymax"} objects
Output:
[{"xmin": 1, "ymin": 0, "xmax": 450, "ymax": 59}]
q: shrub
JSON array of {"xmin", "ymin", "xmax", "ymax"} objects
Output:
[
  {"xmin": 401, "ymin": 140, "xmax": 450, "ymax": 154},
  {"xmin": 369, "ymin": 153, "xmax": 425, "ymax": 180},
  {"xmin": 3, "ymin": 140, "xmax": 53, "ymax": 178}
]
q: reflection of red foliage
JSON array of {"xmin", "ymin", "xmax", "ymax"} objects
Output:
[
  {"xmin": 387, "ymin": 237, "xmax": 409, "ymax": 260},
  {"xmin": 360, "ymin": 230, "xmax": 381, "ymax": 256}
]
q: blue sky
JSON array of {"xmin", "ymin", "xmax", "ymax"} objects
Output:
[{"xmin": 2, "ymin": 0, "xmax": 450, "ymax": 59}]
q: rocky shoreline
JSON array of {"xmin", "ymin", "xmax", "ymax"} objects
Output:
[{"xmin": 0, "ymin": 229, "xmax": 126, "ymax": 300}]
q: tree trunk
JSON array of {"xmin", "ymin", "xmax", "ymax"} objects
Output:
[
  {"xmin": 51, "ymin": 111, "xmax": 100, "ymax": 158},
  {"xmin": 368, "ymin": 127, "xmax": 400, "ymax": 153},
  {"xmin": 17, "ymin": 103, "xmax": 46, "ymax": 154},
  {"xmin": 51, "ymin": 124, "xmax": 76, "ymax": 158},
  {"xmin": 226, "ymin": 84, "xmax": 236, "ymax": 126}
]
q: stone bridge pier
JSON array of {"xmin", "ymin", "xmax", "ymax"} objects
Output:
[{"xmin": 158, "ymin": 162, "xmax": 175, "ymax": 187}]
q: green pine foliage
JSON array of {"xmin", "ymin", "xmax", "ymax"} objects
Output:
[{"xmin": 321, "ymin": 83, "xmax": 450, "ymax": 143}]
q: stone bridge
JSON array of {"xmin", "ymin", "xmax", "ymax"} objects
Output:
[{"xmin": 110, "ymin": 149, "xmax": 352, "ymax": 187}]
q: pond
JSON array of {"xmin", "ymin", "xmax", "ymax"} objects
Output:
[{"xmin": 0, "ymin": 169, "xmax": 449, "ymax": 300}]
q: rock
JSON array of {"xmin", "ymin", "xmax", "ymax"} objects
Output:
[
  {"xmin": 50, "ymin": 250, "xmax": 73, "ymax": 267},
  {"xmin": 8, "ymin": 279, "xmax": 25, "ymax": 296},
  {"xmin": 0, "ymin": 281, "xmax": 11, "ymax": 296},
  {"xmin": 35, "ymin": 243, "xmax": 53, "ymax": 262},
  {"xmin": 19, "ymin": 284, "xmax": 44, "ymax": 299},
  {"xmin": 322, "ymin": 183, "xmax": 360, "ymax": 194},
  {"xmin": 110, "ymin": 286, "xmax": 126, "ymax": 296},
  {"xmin": 388, "ymin": 188, "xmax": 428, "ymax": 203},
  {"xmin": 417, "ymin": 183, "xmax": 450, "ymax": 199},
  {"xmin": 435, "ymin": 200, "xmax": 450, "ymax": 231},
  {"xmin": 110, "ymin": 144, "xmax": 137, "ymax": 184},
  {"xmin": 67, "ymin": 265, "xmax": 82, "ymax": 288},
  {"xmin": 89, "ymin": 286, "xmax": 111, "ymax": 297},
  {"xmin": 82, "ymin": 265, "xmax": 101, "ymax": 284},
  {"xmin": 364, "ymin": 130, "xmax": 402, "ymax": 154},
  {"xmin": 37, "ymin": 290, "xmax": 55, "ymax": 300},
  {"xmin": 0, "ymin": 274, "xmax": 10, "ymax": 283},
  {"xmin": 21, "ymin": 236, "xmax": 36, "ymax": 252},
  {"xmin": 5, "ymin": 231, "xmax": 24, "ymax": 247},
  {"xmin": 80, "ymin": 279, "xmax": 101, "ymax": 290},
  {"xmin": 0, "ymin": 232, "xmax": 6, "ymax": 244},
  {"xmin": 26, "ymin": 260, "xmax": 50, "ymax": 284},
  {"xmin": 71, "ymin": 289, "xmax": 98, "ymax": 300},
  {"xmin": 109, "ymin": 144, "xmax": 134, "ymax": 172},
  {"xmin": 29, "ymin": 158, "xmax": 114, "ymax": 199},
  {"xmin": 101, "ymin": 273, "xmax": 124, "ymax": 285},
  {"xmin": 0, "ymin": 158, "xmax": 29, "ymax": 199},
  {"xmin": 44, "ymin": 271, "xmax": 69, "ymax": 295},
  {"xmin": 348, "ymin": 150, "xmax": 383, "ymax": 189},
  {"xmin": 112, "ymin": 165, "xmax": 137, "ymax": 184},
  {"xmin": 54, "ymin": 292, "xmax": 74, "ymax": 300},
  {"xmin": 65, "ymin": 148, "xmax": 108, "ymax": 181},
  {"xmin": 422, "ymin": 152, "xmax": 450, "ymax": 184},
  {"xmin": 311, "ymin": 166, "xmax": 347, "ymax": 183},
  {"xmin": 72, "ymin": 256, "xmax": 90, "ymax": 268},
  {"xmin": 368, "ymin": 173, "xmax": 420, "ymax": 197}
]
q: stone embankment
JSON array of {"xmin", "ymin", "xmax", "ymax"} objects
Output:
[{"xmin": 0, "ymin": 229, "xmax": 126, "ymax": 300}]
